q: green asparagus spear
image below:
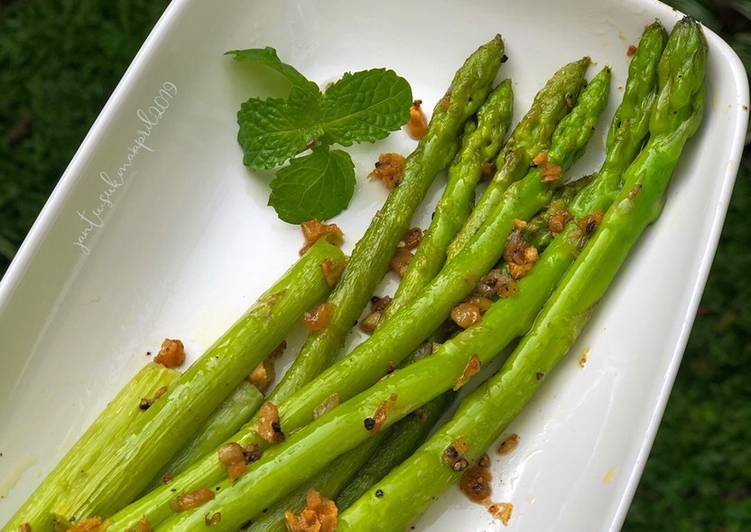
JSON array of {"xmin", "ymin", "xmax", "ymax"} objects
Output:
[
  {"xmin": 447, "ymin": 58, "xmax": 590, "ymax": 258},
  {"xmin": 107, "ymin": 60, "xmax": 596, "ymax": 532},
  {"xmin": 39, "ymin": 239, "xmax": 344, "ymax": 523},
  {"xmin": 148, "ymin": 68, "xmax": 607, "ymax": 532},
  {"xmin": 382, "ymin": 80, "xmax": 513, "ymax": 321},
  {"xmin": 4, "ymin": 363, "xmax": 181, "ymax": 532},
  {"xmin": 245, "ymin": 436, "xmax": 385, "ymax": 532},
  {"xmin": 267, "ymin": 36, "xmax": 506, "ymax": 409},
  {"xmin": 338, "ymin": 19, "xmax": 705, "ymax": 531},
  {"xmin": 247, "ymin": 390, "xmax": 449, "ymax": 532},
  {"xmin": 151, "ymin": 380, "xmax": 265, "ymax": 487},
  {"xmin": 335, "ymin": 392, "xmax": 452, "ymax": 511}
]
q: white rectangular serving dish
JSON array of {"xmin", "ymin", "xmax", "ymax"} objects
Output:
[{"xmin": 0, "ymin": 0, "xmax": 747, "ymax": 530}]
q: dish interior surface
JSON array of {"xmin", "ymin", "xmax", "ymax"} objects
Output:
[{"xmin": 0, "ymin": 0, "xmax": 747, "ymax": 530}]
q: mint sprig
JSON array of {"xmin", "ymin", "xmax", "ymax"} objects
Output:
[{"xmin": 228, "ymin": 47, "xmax": 412, "ymax": 223}]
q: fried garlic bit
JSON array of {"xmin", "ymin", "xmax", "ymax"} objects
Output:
[
  {"xmin": 303, "ymin": 302, "xmax": 335, "ymax": 332},
  {"xmin": 548, "ymin": 209, "xmax": 572, "ymax": 234},
  {"xmin": 459, "ymin": 454, "xmax": 493, "ymax": 502},
  {"xmin": 497, "ymin": 433, "xmax": 519, "ymax": 455},
  {"xmin": 321, "ymin": 257, "xmax": 344, "ymax": 287},
  {"xmin": 442, "ymin": 437, "xmax": 470, "ymax": 471},
  {"xmin": 406, "ymin": 99, "xmax": 428, "ymax": 140},
  {"xmin": 369, "ymin": 152, "xmax": 406, "ymax": 190},
  {"xmin": 169, "ymin": 488, "xmax": 215, "ymax": 512},
  {"xmin": 371, "ymin": 393, "xmax": 398, "ymax": 432},
  {"xmin": 257, "ymin": 401, "xmax": 285, "ymax": 444},
  {"xmin": 451, "ymin": 301, "xmax": 482, "ymax": 329},
  {"xmin": 489, "ymin": 502, "xmax": 514, "ymax": 526},
  {"xmin": 154, "ymin": 338, "xmax": 185, "ymax": 369},
  {"xmin": 67, "ymin": 517, "xmax": 111, "ymax": 532},
  {"xmin": 360, "ymin": 295, "xmax": 393, "ymax": 334},
  {"xmin": 389, "ymin": 247, "xmax": 413, "ymax": 278},
  {"xmin": 218, "ymin": 441, "xmax": 261, "ymax": 481},
  {"xmin": 532, "ymin": 151, "xmax": 562, "ymax": 183},
  {"xmin": 503, "ymin": 230, "xmax": 539, "ymax": 280},
  {"xmin": 249, "ymin": 341, "xmax": 287, "ymax": 393},
  {"xmin": 299, "ymin": 219, "xmax": 344, "ymax": 255},
  {"xmin": 453, "ymin": 354, "xmax": 482, "ymax": 391},
  {"xmin": 399, "ymin": 227, "xmax": 423, "ymax": 250},
  {"xmin": 284, "ymin": 489, "xmax": 338, "ymax": 532}
]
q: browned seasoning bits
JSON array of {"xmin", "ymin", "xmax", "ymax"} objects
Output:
[
  {"xmin": 454, "ymin": 354, "xmax": 482, "ymax": 391},
  {"xmin": 628, "ymin": 184, "xmax": 642, "ymax": 200},
  {"xmin": 138, "ymin": 385, "xmax": 168, "ymax": 411},
  {"xmin": 204, "ymin": 512, "xmax": 222, "ymax": 527},
  {"xmin": 299, "ymin": 219, "xmax": 344, "ymax": 255},
  {"xmin": 399, "ymin": 227, "xmax": 423, "ymax": 250},
  {"xmin": 248, "ymin": 341, "xmax": 286, "ymax": 393},
  {"xmin": 548, "ymin": 209, "xmax": 572, "ymax": 234},
  {"xmin": 481, "ymin": 161, "xmax": 496, "ymax": 179},
  {"xmin": 465, "ymin": 295, "xmax": 493, "ymax": 312},
  {"xmin": 450, "ymin": 302, "xmax": 482, "ymax": 329},
  {"xmin": 18, "ymin": 524, "xmax": 32, "ymax": 532},
  {"xmin": 442, "ymin": 437, "xmax": 470, "ymax": 471},
  {"xmin": 577, "ymin": 211, "xmax": 603, "ymax": 236},
  {"xmin": 369, "ymin": 152, "xmax": 406, "ymax": 190},
  {"xmin": 284, "ymin": 489, "xmax": 338, "ymax": 532},
  {"xmin": 68, "ymin": 517, "xmax": 111, "ymax": 532},
  {"xmin": 459, "ymin": 455, "xmax": 493, "ymax": 502},
  {"xmin": 406, "ymin": 99, "xmax": 428, "ymax": 140},
  {"xmin": 154, "ymin": 338, "xmax": 185, "ymax": 369},
  {"xmin": 497, "ymin": 433, "xmax": 519, "ymax": 455},
  {"xmin": 531, "ymin": 151, "xmax": 562, "ymax": 183},
  {"xmin": 496, "ymin": 274, "xmax": 518, "ymax": 298},
  {"xmin": 371, "ymin": 393, "xmax": 398, "ymax": 432},
  {"xmin": 136, "ymin": 517, "xmax": 151, "ymax": 532},
  {"xmin": 218, "ymin": 442, "xmax": 261, "ymax": 482},
  {"xmin": 504, "ymin": 230, "xmax": 539, "ymax": 280},
  {"xmin": 303, "ymin": 303, "xmax": 335, "ymax": 332},
  {"xmin": 475, "ymin": 269, "xmax": 503, "ymax": 298},
  {"xmin": 627, "ymin": 44, "xmax": 638, "ymax": 56},
  {"xmin": 169, "ymin": 487, "xmax": 215, "ymax": 512},
  {"xmin": 321, "ymin": 258, "xmax": 344, "ymax": 288},
  {"xmin": 390, "ymin": 247, "xmax": 413, "ymax": 278},
  {"xmin": 489, "ymin": 502, "xmax": 514, "ymax": 526},
  {"xmin": 257, "ymin": 402, "xmax": 284, "ymax": 444},
  {"xmin": 359, "ymin": 296, "xmax": 393, "ymax": 335}
]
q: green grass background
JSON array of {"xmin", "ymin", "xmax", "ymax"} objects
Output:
[{"xmin": 0, "ymin": 0, "xmax": 748, "ymax": 529}]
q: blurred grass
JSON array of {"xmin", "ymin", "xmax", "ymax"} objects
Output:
[{"xmin": 0, "ymin": 0, "xmax": 748, "ymax": 530}]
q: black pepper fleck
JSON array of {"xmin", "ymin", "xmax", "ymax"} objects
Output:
[
  {"xmin": 375, "ymin": 489, "xmax": 384, "ymax": 497},
  {"xmin": 364, "ymin": 417, "xmax": 376, "ymax": 431}
]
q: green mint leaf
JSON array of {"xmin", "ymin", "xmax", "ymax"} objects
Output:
[
  {"xmin": 226, "ymin": 47, "xmax": 321, "ymax": 100},
  {"xmin": 320, "ymin": 68, "xmax": 413, "ymax": 146},
  {"xmin": 237, "ymin": 97, "xmax": 323, "ymax": 169},
  {"xmin": 268, "ymin": 146, "xmax": 355, "ymax": 224}
]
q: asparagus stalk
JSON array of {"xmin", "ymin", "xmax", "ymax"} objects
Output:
[
  {"xmin": 382, "ymin": 79, "xmax": 513, "ymax": 321},
  {"xmin": 245, "ymin": 436, "xmax": 385, "ymax": 532},
  {"xmin": 338, "ymin": 19, "xmax": 705, "ymax": 531},
  {"xmin": 447, "ymin": 59, "xmax": 591, "ymax": 259},
  {"xmin": 335, "ymin": 392, "xmax": 452, "ymax": 511},
  {"xmin": 150, "ymin": 67, "xmax": 608, "ymax": 532},
  {"xmin": 248, "ymin": 375, "xmax": 451, "ymax": 532},
  {"xmin": 4, "ymin": 363, "xmax": 181, "ymax": 532},
  {"xmin": 266, "ymin": 36, "xmax": 506, "ymax": 409},
  {"xmin": 40, "ymin": 239, "xmax": 344, "ymax": 523},
  {"xmin": 110, "ymin": 59, "xmax": 593, "ymax": 532},
  {"xmin": 150, "ymin": 380, "xmax": 265, "ymax": 487}
]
